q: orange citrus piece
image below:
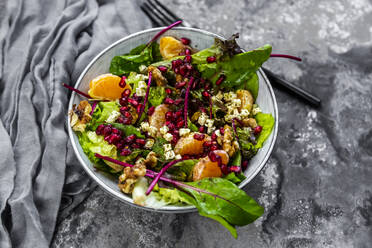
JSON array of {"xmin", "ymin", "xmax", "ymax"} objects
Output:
[
  {"xmin": 192, "ymin": 150, "xmax": 229, "ymax": 181},
  {"xmin": 159, "ymin": 36, "xmax": 186, "ymax": 59},
  {"xmin": 88, "ymin": 73, "xmax": 131, "ymax": 100},
  {"xmin": 174, "ymin": 133, "xmax": 210, "ymax": 156}
]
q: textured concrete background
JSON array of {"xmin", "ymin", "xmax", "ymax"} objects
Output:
[{"xmin": 52, "ymin": 0, "xmax": 372, "ymax": 247}]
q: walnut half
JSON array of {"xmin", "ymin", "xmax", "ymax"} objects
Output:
[
  {"xmin": 69, "ymin": 100, "xmax": 92, "ymax": 132},
  {"xmin": 118, "ymin": 163, "xmax": 146, "ymax": 194}
]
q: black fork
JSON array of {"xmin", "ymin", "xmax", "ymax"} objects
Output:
[{"xmin": 140, "ymin": 0, "xmax": 321, "ymax": 108}]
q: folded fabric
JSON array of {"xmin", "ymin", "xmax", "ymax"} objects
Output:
[{"xmin": 0, "ymin": 0, "xmax": 150, "ymax": 247}]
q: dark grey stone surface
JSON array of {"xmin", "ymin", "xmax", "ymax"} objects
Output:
[{"xmin": 52, "ymin": 0, "xmax": 372, "ymax": 247}]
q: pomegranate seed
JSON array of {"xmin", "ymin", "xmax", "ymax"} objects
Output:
[
  {"xmin": 200, "ymin": 107, "xmax": 206, "ymax": 113},
  {"xmin": 242, "ymin": 160, "xmax": 249, "ymax": 170},
  {"xmin": 185, "ymin": 48, "xmax": 191, "ymax": 55},
  {"xmin": 119, "ymin": 76, "xmax": 127, "ymax": 88},
  {"xmin": 111, "ymin": 128, "xmax": 119, "ymax": 134},
  {"xmin": 123, "ymin": 89, "xmax": 131, "ymax": 97},
  {"xmin": 123, "ymin": 111, "xmax": 131, "ymax": 118},
  {"xmin": 179, "ymin": 51, "xmax": 185, "ymax": 56},
  {"xmin": 135, "ymin": 139, "xmax": 146, "ymax": 146},
  {"xmin": 254, "ymin": 126, "xmax": 263, "ymax": 134},
  {"xmin": 125, "ymin": 134, "xmax": 136, "ymax": 143},
  {"xmin": 176, "ymin": 120, "xmax": 185, "ymax": 129},
  {"xmin": 116, "ymin": 142, "xmax": 124, "ymax": 150},
  {"xmin": 165, "ymin": 88, "xmax": 172, "ymax": 95},
  {"xmin": 199, "ymin": 126, "xmax": 205, "ymax": 133},
  {"xmin": 165, "ymin": 111, "xmax": 174, "ymax": 121},
  {"xmin": 229, "ymin": 166, "xmax": 241, "ymax": 173},
  {"xmin": 165, "ymin": 121, "xmax": 171, "ymax": 126},
  {"xmin": 219, "ymin": 127, "xmax": 225, "ymax": 135},
  {"xmin": 137, "ymin": 104, "xmax": 143, "ymax": 113},
  {"xmin": 193, "ymin": 133, "xmax": 205, "ymax": 141},
  {"xmin": 211, "ymin": 132, "xmax": 217, "ymax": 141},
  {"xmin": 184, "ymin": 55, "xmax": 192, "ymax": 63},
  {"xmin": 103, "ymin": 126, "xmax": 112, "ymax": 136},
  {"xmin": 119, "ymin": 97, "xmax": 128, "ymax": 106},
  {"xmin": 185, "ymin": 64, "xmax": 193, "ymax": 71},
  {"xmin": 220, "ymin": 164, "xmax": 229, "ymax": 175},
  {"xmin": 172, "ymin": 59, "xmax": 183, "ymax": 69},
  {"xmin": 164, "ymin": 98, "xmax": 175, "ymax": 104},
  {"xmin": 123, "ymin": 118, "xmax": 132, "ymax": 125},
  {"xmin": 171, "ymin": 135, "xmax": 179, "ymax": 144},
  {"xmin": 167, "ymin": 123, "xmax": 175, "ymax": 130},
  {"xmin": 128, "ymin": 98, "xmax": 138, "ymax": 107},
  {"xmin": 96, "ymin": 124, "xmax": 105, "ymax": 135},
  {"xmin": 206, "ymin": 56, "xmax": 216, "ymax": 63},
  {"xmin": 174, "ymin": 110, "xmax": 183, "ymax": 119},
  {"xmin": 148, "ymin": 106, "xmax": 155, "ymax": 115},
  {"xmin": 182, "ymin": 155, "xmax": 191, "ymax": 160},
  {"xmin": 132, "ymin": 143, "xmax": 141, "ymax": 149},
  {"xmin": 203, "ymin": 141, "xmax": 212, "ymax": 147},
  {"xmin": 192, "ymin": 79, "xmax": 198, "ymax": 89},
  {"xmin": 120, "ymin": 107, "xmax": 128, "ymax": 115},
  {"xmin": 120, "ymin": 148, "xmax": 132, "ymax": 156},
  {"xmin": 215, "ymin": 75, "xmax": 225, "ymax": 85},
  {"xmin": 172, "ymin": 130, "xmax": 179, "ymax": 136},
  {"xmin": 174, "ymin": 98, "xmax": 183, "ymax": 105},
  {"xmin": 175, "ymin": 81, "xmax": 187, "ymax": 88},
  {"xmin": 202, "ymin": 91, "xmax": 210, "ymax": 98},
  {"xmin": 179, "ymin": 65, "xmax": 187, "ymax": 76},
  {"xmin": 117, "ymin": 116, "xmax": 125, "ymax": 123},
  {"xmin": 104, "ymin": 135, "xmax": 111, "ymax": 142},
  {"xmin": 210, "ymin": 144, "xmax": 218, "ymax": 151},
  {"xmin": 157, "ymin": 66, "xmax": 168, "ymax": 73},
  {"xmin": 180, "ymin": 37, "xmax": 190, "ymax": 45},
  {"xmin": 204, "ymin": 83, "xmax": 210, "ymax": 90}
]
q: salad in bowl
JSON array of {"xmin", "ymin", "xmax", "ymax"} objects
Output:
[{"xmin": 66, "ymin": 23, "xmax": 289, "ymax": 238}]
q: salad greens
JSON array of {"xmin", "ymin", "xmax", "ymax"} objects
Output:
[{"xmin": 68, "ymin": 28, "xmax": 283, "ymax": 238}]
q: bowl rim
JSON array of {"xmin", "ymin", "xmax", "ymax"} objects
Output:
[{"xmin": 68, "ymin": 27, "xmax": 278, "ymax": 213}]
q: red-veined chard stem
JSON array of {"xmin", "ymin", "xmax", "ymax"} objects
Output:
[
  {"xmin": 146, "ymin": 20, "xmax": 182, "ymax": 47},
  {"xmin": 62, "ymin": 83, "xmax": 91, "ymax": 98},
  {"xmin": 270, "ymin": 54, "xmax": 302, "ymax": 61},
  {"xmin": 136, "ymin": 71, "xmax": 152, "ymax": 123},
  {"xmin": 184, "ymin": 77, "xmax": 194, "ymax": 128}
]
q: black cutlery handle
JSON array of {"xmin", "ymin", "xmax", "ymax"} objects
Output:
[{"xmin": 262, "ymin": 67, "xmax": 321, "ymax": 108}]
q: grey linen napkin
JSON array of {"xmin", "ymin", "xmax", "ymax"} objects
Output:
[{"xmin": 0, "ymin": 0, "xmax": 150, "ymax": 247}]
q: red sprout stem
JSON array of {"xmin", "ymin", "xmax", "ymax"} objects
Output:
[
  {"xmin": 90, "ymin": 101, "xmax": 98, "ymax": 115},
  {"xmin": 62, "ymin": 83, "xmax": 91, "ymax": 98},
  {"xmin": 136, "ymin": 71, "xmax": 152, "ymax": 123},
  {"xmin": 184, "ymin": 77, "xmax": 194, "ymax": 128},
  {"xmin": 145, "ymin": 158, "xmax": 184, "ymax": 195},
  {"xmin": 95, "ymin": 153, "xmax": 230, "ymax": 200},
  {"xmin": 146, "ymin": 20, "xmax": 182, "ymax": 46},
  {"xmin": 270, "ymin": 54, "xmax": 302, "ymax": 61}
]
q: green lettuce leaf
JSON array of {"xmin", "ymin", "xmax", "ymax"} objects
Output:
[
  {"xmin": 187, "ymin": 118, "xmax": 199, "ymax": 132},
  {"xmin": 78, "ymin": 131, "xmax": 118, "ymax": 173},
  {"xmin": 255, "ymin": 112, "xmax": 275, "ymax": 148},
  {"xmin": 88, "ymin": 101, "xmax": 120, "ymax": 130},
  {"xmin": 223, "ymin": 172, "xmax": 246, "ymax": 184},
  {"xmin": 151, "ymin": 138, "xmax": 167, "ymax": 163},
  {"xmin": 149, "ymin": 86, "xmax": 166, "ymax": 107},
  {"xmin": 166, "ymin": 159, "xmax": 199, "ymax": 181},
  {"xmin": 109, "ymin": 43, "xmax": 162, "ymax": 76},
  {"xmin": 177, "ymin": 177, "xmax": 264, "ymax": 238}
]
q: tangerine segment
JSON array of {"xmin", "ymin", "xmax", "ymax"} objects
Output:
[
  {"xmin": 174, "ymin": 133, "xmax": 210, "ymax": 155},
  {"xmin": 192, "ymin": 150, "xmax": 229, "ymax": 181},
  {"xmin": 88, "ymin": 74, "xmax": 130, "ymax": 100},
  {"xmin": 159, "ymin": 36, "xmax": 186, "ymax": 59},
  {"xmin": 148, "ymin": 104, "xmax": 169, "ymax": 133}
]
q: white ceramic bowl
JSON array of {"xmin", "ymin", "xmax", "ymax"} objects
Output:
[{"xmin": 68, "ymin": 27, "xmax": 278, "ymax": 213}]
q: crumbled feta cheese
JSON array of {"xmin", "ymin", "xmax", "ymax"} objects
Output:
[
  {"xmin": 139, "ymin": 65, "xmax": 147, "ymax": 73},
  {"xmin": 163, "ymin": 144, "xmax": 172, "ymax": 152},
  {"xmin": 216, "ymin": 91, "xmax": 223, "ymax": 100},
  {"xmin": 164, "ymin": 133, "xmax": 173, "ymax": 142},
  {"xmin": 233, "ymin": 109, "xmax": 240, "ymax": 116},
  {"xmin": 136, "ymin": 87, "xmax": 146, "ymax": 97},
  {"xmin": 106, "ymin": 110, "xmax": 121, "ymax": 123},
  {"xmin": 144, "ymin": 139, "xmax": 154, "ymax": 148},
  {"xmin": 165, "ymin": 150, "xmax": 175, "ymax": 160},
  {"xmin": 198, "ymin": 113, "xmax": 208, "ymax": 126},
  {"xmin": 252, "ymin": 106, "xmax": 262, "ymax": 115},
  {"xmin": 207, "ymin": 126, "xmax": 216, "ymax": 134},
  {"xmin": 159, "ymin": 125, "xmax": 169, "ymax": 135},
  {"xmin": 215, "ymin": 130, "xmax": 221, "ymax": 137},
  {"xmin": 227, "ymin": 105, "xmax": 234, "ymax": 115},
  {"xmin": 231, "ymin": 99, "xmax": 241, "ymax": 108},
  {"xmin": 179, "ymin": 128, "xmax": 190, "ymax": 137},
  {"xmin": 140, "ymin": 122, "xmax": 150, "ymax": 132},
  {"xmin": 148, "ymin": 126, "xmax": 158, "ymax": 136},
  {"xmin": 224, "ymin": 91, "xmax": 236, "ymax": 102},
  {"xmin": 175, "ymin": 154, "xmax": 182, "ymax": 160},
  {"xmin": 138, "ymin": 81, "xmax": 147, "ymax": 89},
  {"xmin": 205, "ymin": 119, "xmax": 214, "ymax": 128},
  {"xmin": 240, "ymin": 109, "xmax": 250, "ymax": 118}
]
